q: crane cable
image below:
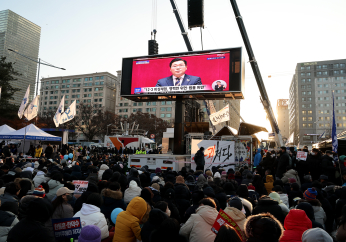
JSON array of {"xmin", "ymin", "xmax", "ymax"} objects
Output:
[{"xmin": 151, "ymin": 0, "xmax": 157, "ymax": 39}]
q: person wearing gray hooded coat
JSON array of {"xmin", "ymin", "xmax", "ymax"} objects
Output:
[
  {"xmin": 46, "ymin": 174, "xmax": 64, "ymax": 201},
  {"xmin": 195, "ymin": 174, "xmax": 207, "ymax": 191}
]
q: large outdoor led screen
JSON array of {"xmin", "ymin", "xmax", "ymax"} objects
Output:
[{"xmin": 121, "ymin": 47, "xmax": 244, "ymax": 99}]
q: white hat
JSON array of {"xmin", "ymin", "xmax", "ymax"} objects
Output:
[{"xmin": 56, "ymin": 187, "xmax": 74, "ymax": 197}]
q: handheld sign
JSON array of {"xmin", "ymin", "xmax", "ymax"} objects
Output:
[
  {"xmin": 297, "ymin": 151, "xmax": 308, "ymax": 161},
  {"xmin": 52, "ymin": 217, "xmax": 81, "ymax": 241},
  {"xmin": 211, "ymin": 209, "xmax": 246, "ymax": 242},
  {"xmin": 72, "ymin": 180, "xmax": 89, "ymax": 193}
]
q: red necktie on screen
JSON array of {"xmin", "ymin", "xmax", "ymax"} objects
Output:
[{"xmin": 175, "ymin": 77, "xmax": 180, "ymax": 86}]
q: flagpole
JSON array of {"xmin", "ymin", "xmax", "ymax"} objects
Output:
[{"xmin": 22, "ymin": 125, "xmax": 27, "ymax": 153}]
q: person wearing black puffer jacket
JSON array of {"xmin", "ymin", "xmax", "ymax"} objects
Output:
[
  {"xmin": 100, "ymin": 183, "xmax": 127, "ymax": 223},
  {"xmin": 141, "ymin": 209, "xmax": 168, "ymax": 242},
  {"xmin": 185, "ymin": 175, "xmax": 196, "ymax": 191},
  {"xmin": 321, "ymin": 150, "xmax": 337, "ymax": 184},
  {"xmin": 162, "ymin": 188, "xmax": 181, "ymax": 223},
  {"xmin": 183, "ymin": 191, "xmax": 204, "ymax": 223},
  {"xmin": 252, "ymin": 196, "xmax": 286, "ymax": 225},
  {"xmin": 7, "ymin": 198, "xmax": 55, "ymax": 242},
  {"xmin": 174, "ymin": 176, "xmax": 191, "ymax": 221}
]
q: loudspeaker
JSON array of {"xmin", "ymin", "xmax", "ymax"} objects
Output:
[
  {"xmin": 148, "ymin": 40, "xmax": 158, "ymax": 55},
  {"xmin": 188, "ymin": 0, "xmax": 204, "ymax": 29}
]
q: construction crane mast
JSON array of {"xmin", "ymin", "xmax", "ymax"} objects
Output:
[{"xmin": 169, "ymin": 0, "xmax": 284, "ymax": 147}]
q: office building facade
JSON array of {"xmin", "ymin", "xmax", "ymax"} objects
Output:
[
  {"xmin": 277, "ymin": 99, "xmax": 289, "ymax": 140},
  {"xmin": 289, "ymin": 59, "xmax": 346, "ymax": 146},
  {"xmin": 0, "ymin": 9, "xmax": 41, "ymax": 104},
  {"xmin": 39, "ymin": 72, "xmax": 118, "ymax": 116}
]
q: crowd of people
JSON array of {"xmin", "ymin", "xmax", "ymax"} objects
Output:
[{"xmin": 0, "ymin": 143, "xmax": 345, "ymax": 242}]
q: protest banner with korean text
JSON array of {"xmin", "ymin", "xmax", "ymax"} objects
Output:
[
  {"xmin": 191, "ymin": 139, "xmax": 235, "ymax": 170},
  {"xmin": 52, "ymin": 217, "xmax": 81, "ymax": 241}
]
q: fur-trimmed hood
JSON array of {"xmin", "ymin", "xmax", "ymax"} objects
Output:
[{"xmin": 101, "ymin": 188, "xmax": 123, "ymax": 200}]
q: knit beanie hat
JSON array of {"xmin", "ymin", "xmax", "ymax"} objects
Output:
[
  {"xmin": 221, "ymin": 171, "xmax": 227, "ymax": 175},
  {"xmin": 304, "ymin": 188, "xmax": 317, "ymax": 200},
  {"xmin": 176, "ymin": 175, "xmax": 185, "ymax": 184},
  {"xmin": 33, "ymin": 185, "xmax": 46, "ymax": 198},
  {"xmin": 203, "ymin": 186, "xmax": 215, "ymax": 198},
  {"xmin": 78, "ymin": 225, "xmax": 101, "ymax": 242},
  {"xmin": 214, "ymin": 172, "xmax": 221, "ymax": 179},
  {"xmin": 268, "ymin": 192, "xmax": 282, "ymax": 204},
  {"xmin": 288, "ymin": 178, "xmax": 296, "ymax": 183},
  {"xmin": 248, "ymin": 185, "xmax": 256, "ymax": 191},
  {"xmin": 228, "ymin": 197, "xmax": 243, "ymax": 211},
  {"xmin": 151, "ymin": 183, "xmax": 160, "ymax": 191}
]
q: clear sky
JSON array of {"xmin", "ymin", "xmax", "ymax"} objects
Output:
[{"xmin": 2, "ymin": 0, "xmax": 346, "ymax": 140}]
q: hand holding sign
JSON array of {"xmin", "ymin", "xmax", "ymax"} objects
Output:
[{"xmin": 72, "ymin": 180, "xmax": 89, "ymax": 193}]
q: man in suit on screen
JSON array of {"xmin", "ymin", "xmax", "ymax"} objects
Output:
[
  {"xmin": 214, "ymin": 81, "xmax": 225, "ymax": 91},
  {"xmin": 155, "ymin": 58, "xmax": 202, "ymax": 87}
]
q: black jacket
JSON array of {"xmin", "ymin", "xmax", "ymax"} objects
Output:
[
  {"xmin": 276, "ymin": 152, "xmax": 290, "ymax": 179},
  {"xmin": 252, "ymin": 197, "xmax": 286, "ymax": 225},
  {"xmin": 194, "ymin": 150, "xmax": 205, "ymax": 167},
  {"xmin": 8, "ymin": 198, "xmax": 54, "ymax": 242},
  {"xmin": 45, "ymin": 146, "xmax": 53, "ymax": 157},
  {"xmin": 100, "ymin": 189, "xmax": 127, "ymax": 224},
  {"xmin": 141, "ymin": 209, "xmax": 168, "ymax": 242},
  {"xmin": 2, "ymin": 146, "xmax": 11, "ymax": 157},
  {"xmin": 321, "ymin": 154, "xmax": 336, "ymax": 180}
]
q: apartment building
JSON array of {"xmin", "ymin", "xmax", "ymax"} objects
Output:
[{"xmin": 289, "ymin": 59, "xmax": 346, "ymax": 145}]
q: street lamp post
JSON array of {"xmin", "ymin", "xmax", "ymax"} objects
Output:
[
  {"xmin": 7, "ymin": 49, "xmax": 65, "ymax": 97},
  {"xmin": 107, "ymin": 124, "xmax": 112, "ymax": 136}
]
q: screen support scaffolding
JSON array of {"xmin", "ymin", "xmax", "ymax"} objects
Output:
[{"xmin": 173, "ymin": 96, "xmax": 186, "ymax": 154}]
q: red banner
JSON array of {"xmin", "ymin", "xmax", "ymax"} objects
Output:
[{"xmin": 211, "ymin": 209, "xmax": 246, "ymax": 241}]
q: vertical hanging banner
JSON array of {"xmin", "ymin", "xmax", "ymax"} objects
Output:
[
  {"xmin": 18, "ymin": 85, "xmax": 30, "ymax": 119},
  {"xmin": 60, "ymin": 100, "xmax": 76, "ymax": 124},
  {"xmin": 209, "ymin": 105, "xmax": 230, "ymax": 126},
  {"xmin": 191, "ymin": 139, "xmax": 235, "ymax": 170},
  {"xmin": 235, "ymin": 140, "xmax": 252, "ymax": 167},
  {"xmin": 24, "ymin": 95, "xmax": 39, "ymax": 121},
  {"xmin": 53, "ymin": 96, "xmax": 65, "ymax": 127}
]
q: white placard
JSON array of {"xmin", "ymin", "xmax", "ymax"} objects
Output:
[
  {"xmin": 72, "ymin": 180, "xmax": 88, "ymax": 193},
  {"xmin": 209, "ymin": 105, "xmax": 230, "ymax": 126},
  {"xmin": 191, "ymin": 139, "xmax": 235, "ymax": 170},
  {"xmin": 297, "ymin": 151, "xmax": 308, "ymax": 161}
]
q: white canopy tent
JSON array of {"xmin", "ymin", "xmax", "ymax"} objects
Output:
[
  {"xmin": 0, "ymin": 125, "xmax": 16, "ymax": 135},
  {"xmin": 0, "ymin": 124, "xmax": 61, "ymax": 141}
]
